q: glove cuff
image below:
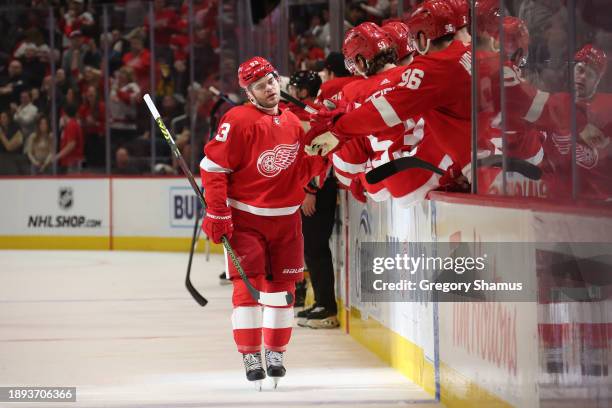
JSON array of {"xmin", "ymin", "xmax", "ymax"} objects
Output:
[{"xmin": 205, "ymin": 207, "xmax": 232, "ymax": 219}]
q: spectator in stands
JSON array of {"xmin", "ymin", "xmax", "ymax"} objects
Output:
[
  {"xmin": 0, "ymin": 109, "xmax": 29, "ymax": 174},
  {"xmin": 53, "ymin": 103, "xmax": 83, "ymax": 173},
  {"xmin": 78, "ymin": 85, "xmax": 105, "ymax": 168},
  {"xmin": 346, "ymin": 1, "xmax": 368, "ymax": 27},
  {"xmin": 14, "ymin": 42, "xmax": 46, "ymax": 88},
  {"xmin": 122, "ymin": 33, "xmax": 152, "ymax": 92},
  {"xmin": 99, "ymin": 31, "xmax": 125, "ymax": 75},
  {"xmin": 55, "ymin": 68, "xmax": 70, "ymax": 96},
  {"xmin": 78, "ymin": 65, "xmax": 102, "ymax": 99},
  {"xmin": 160, "ymin": 94, "xmax": 180, "ymax": 125},
  {"xmin": 24, "ymin": 116, "xmax": 54, "ymax": 174},
  {"xmin": 60, "ymin": 0, "xmax": 95, "ymax": 47},
  {"xmin": 0, "ymin": 110, "xmax": 24, "ymax": 155},
  {"xmin": 0, "ymin": 60, "xmax": 27, "ymax": 113},
  {"xmin": 109, "ymin": 66, "xmax": 140, "ymax": 150},
  {"xmin": 60, "ymin": 88, "xmax": 80, "ymax": 127},
  {"xmin": 114, "ymin": 146, "xmax": 139, "ymax": 174},
  {"xmin": 82, "ymin": 37, "xmax": 102, "ymax": 69},
  {"xmin": 13, "ymin": 90, "xmax": 38, "ymax": 139},
  {"xmin": 359, "ymin": 0, "xmax": 391, "ymax": 21},
  {"xmin": 144, "ymin": 0, "xmax": 178, "ymax": 60},
  {"xmin": 62, "ymin": 30, "xmax": 85, "ymax": 89},
  {"xmin": 156, "ymin": 60, "xmax": 176, "ymax": 99}
]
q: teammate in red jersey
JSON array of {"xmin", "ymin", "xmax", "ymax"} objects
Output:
[
  {"xmin": 445, "ymin": 0, "xmax": 471, "ymax": 43},
  {"xmin": 200, "ymin": 56, "xmax": 326, "ymax": 389},
  {"xmin": 542, "ymin": 44, "xmax": 612, "ymax": 201},
  {"xmin": 328, "ymin": 20, "xmax": 448, "ymax": 206},
  {"xmin": 474, "ymin": 15, "xmax": 548, "ymax": 197},
  {"xmin": 314, "ymin": 51, "xmax": 358, "ymax": 109},
  {"xmin": 312, "ymin": 0, "xmax": 471, "ymax": 190}
]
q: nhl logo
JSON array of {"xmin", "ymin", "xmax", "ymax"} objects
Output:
[
  {"xmin": 273, "ymin": 117, "xmax": 280, "ymax": 125},
  {"xmin": 59, "ymin": 187, "xmax": 73, "ymax": 210}
]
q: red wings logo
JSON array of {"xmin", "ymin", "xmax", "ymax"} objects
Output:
[
  {"xmin": 552, "ymin": 134, "xmax": 598, "ymax": 169},
  {"xmin": 256, "ymin": 141, "xmax": 300, "ymax": 177}
]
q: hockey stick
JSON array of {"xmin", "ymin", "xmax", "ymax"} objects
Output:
[
  {"xmin": 365, "ymin": 154, "xmax": 542, "ymax": 184},
  {"xmin": 184, "ymin": 89, "xmax": 233, "ymax": 287},
  {"xmin": 209, "ymin": 86, "xmax": 239, "ymax": 107},
  {"xmin": 185, "ymin": 207, "xmax": 204, "ymax": 300},
  {"xmin": 280, "ymin": 90, "xmax": 318, "ymax": 114},
  {"xmin": 144, "ymin": 94, "xmax": 294, "ymax": 307}
]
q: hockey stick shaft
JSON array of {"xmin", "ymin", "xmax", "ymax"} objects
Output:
[
  {"xmin": 280, "ymin": 90, "xmax": 318, "ymax": 114},
  {"xmin": 144, "ymin": 94, "xmax": 293, "ymax": 307},
  {"xmin": 185, "ymin": 207, "xmax": 205, "ymax": 304},
  {"xmin": 209, "ymin": 86, "xmax": 239, "ymax": 107}
]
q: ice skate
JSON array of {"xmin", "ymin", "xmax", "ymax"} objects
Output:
[
  {"xmin": 242, "ymin": 352, "xmax": 266, "ymax": 391},
  {"xmin": 265, "ymin": 349, "xmax": 286, "ymax": 389}
]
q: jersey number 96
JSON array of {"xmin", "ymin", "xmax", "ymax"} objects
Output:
[{"xmin": 399, "ymin": 69, "xmax": 424, "ymax": 90}]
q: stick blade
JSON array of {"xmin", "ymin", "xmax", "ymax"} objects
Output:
[
  {"xmin": 186, "ymin": 279, "xmax": 208, "ymax": 307},
  {"xmin": 258, "ymin": 291, "xmax": 294, "ymax": 307}
]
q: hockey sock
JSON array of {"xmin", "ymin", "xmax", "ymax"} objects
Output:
[
  {"xmin": 232, "ymin": 276, "xmax": 265, "ymax": 353},
  {"xmin": 262, "ymin": 281, "xmax": 296, "ymax": 352}
]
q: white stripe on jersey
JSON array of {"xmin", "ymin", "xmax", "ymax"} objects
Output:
[
  {"xmin": 332, "ymin": 153, "xmax": 367, "ymax": 174},
  {"xmin": 523, "ymin": 90, "xmax": 550, "ymax": 123},
  {"xmin": 334, "ymin": 172, "xmax": 354, "ymax": 188},
  {"xmin": 200, "ymin": 156, "xmax": 232, "ymax": 173},
  {"xmin": 227, "ymin": 199, "xmax": 300, "ymax": 216},
  {"xmin": 371, "ymin": 96, "xmax": 402, "ymax": 127}
]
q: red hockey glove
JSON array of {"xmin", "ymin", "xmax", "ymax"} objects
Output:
[
  {"xmin": 202, "ymin": 208, "xmax": 233, "ymax": 244},
  {"xmin": 310, "ymin": 104, "xmax": 346, "ymax": 130},
  {"xmin": 438, "ymin": 163, "xmax": 470, "ymax": 193}
]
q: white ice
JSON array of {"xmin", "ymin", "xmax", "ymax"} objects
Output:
[{"xmin": 0, "ymin": 250, "xmax": 442, "ymax": 408}]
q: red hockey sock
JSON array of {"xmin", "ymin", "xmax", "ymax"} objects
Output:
[
  {"xmin": 231, "ymin": 276, "xmax": 265, "ymax": 354},
  {"xmin": 262, "ymin": 281, "xmax": 296, "ymax": 352},
  {"xmin": 232, "ymin": 306, "xmax": 262, "ymax": 354}
]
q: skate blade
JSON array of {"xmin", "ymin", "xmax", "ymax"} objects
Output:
[
  {"xmin": 252, "ymin": 380, "xmax": 263, "ymax": 392},
  {"xmin": 271, "ymin": 376, "xmax": 280, "ymax": 389}
]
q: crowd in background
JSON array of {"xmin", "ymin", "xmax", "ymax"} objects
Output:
[
  {"xmin": 0, "ymin": 0, "xmax": 610, "ymax": 195},
  {"xmin": 0, "ymin": 0, "xmax": 220, "ymax": 175}
]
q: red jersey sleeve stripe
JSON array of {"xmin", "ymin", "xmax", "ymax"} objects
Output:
[{"xmin": 371, "ymin": 95, "xmax": 402, "ymax": 127}]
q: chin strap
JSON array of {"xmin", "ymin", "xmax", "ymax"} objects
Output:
[{"xmin": 416, "ymin": 38, "xmax": 431, "ymax": 56}]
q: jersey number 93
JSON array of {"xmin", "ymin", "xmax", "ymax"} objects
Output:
[{"xmin": 215, "ymin": 123, "xmax": 231, "ymax": 142}]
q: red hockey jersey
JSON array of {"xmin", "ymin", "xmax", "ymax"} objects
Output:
[
  {"xmin": 542, "ymin": 93, "xmax": 612, "ymax": 201},
  {"xmin": 333, "ymin": 40, "xmax": 472, "ymax": 169},
  {"xmin": 332, "ymin": 65, "xmax": 432, "ymax": 199},
  {"xmin": 315, "ymin": 76, "xmax": 360, "ymax": 108},
  {"xmin": 200, "ymin": 104, "xmax": 326, "ymax": 216}
]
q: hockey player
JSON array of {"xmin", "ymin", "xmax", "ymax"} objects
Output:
[
  {"xmin": 382, "ymin": 20, "xmax": 416, "ymax": 65},
  {"xmin": 474, "ymin": 15, "xmax": 548, "ymax": 197},
  {"xmin": 200, "ymin": 56, "xmax": 327, "ymax": 389},
  {"xmin": 284, "ymin": 70, "xmax": 321, "ymax": 124},
  {"xmin": 311, "ymin": 0, "xmax": 472, "ymax": 190},
  {"xmin": 328, "ymin": 20, "xmax": 448, "ymax": 207},
  {"xmin": 314, "ymin": 51, "xmax": 358, "ymax": 109},
  {"xmin": 445, "ymin": 0, "xmax": 471, "ymax": 44},
  {"xmin": 541, "ymin": 44, "xmax": 612, "ymax": 200}
]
